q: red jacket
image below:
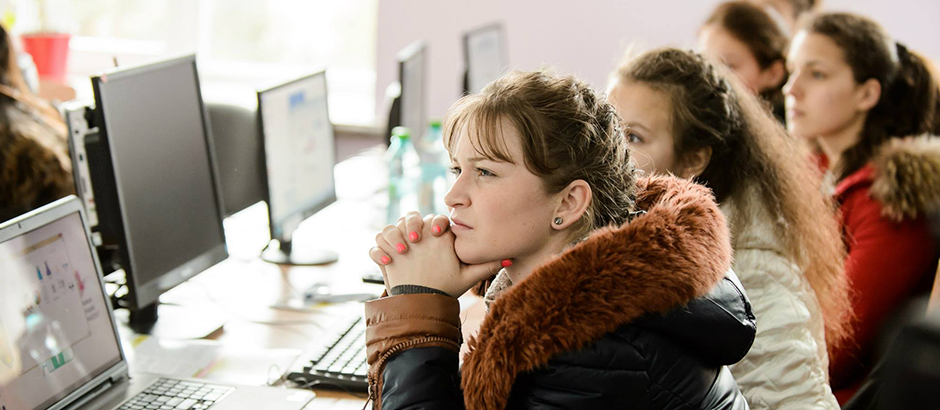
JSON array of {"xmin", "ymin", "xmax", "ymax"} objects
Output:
[{"xmin": 826, "ymin": 136, "xmax": 940, "ymax": 404}]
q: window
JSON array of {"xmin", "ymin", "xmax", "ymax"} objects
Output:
[{"xmin": 20, "ymin": 0, "xmax": 378, "ymax": 125}]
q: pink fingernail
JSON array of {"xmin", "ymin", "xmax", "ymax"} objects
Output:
[
  {"xmin": 409, "ymin": 231, "xmax": 419, "ymax": 241},
  {"xmin": 501, "ymin": 259, "xmax": 513, "ymax": 268},
  {"xmin": 396, "ymin": 243, "xmax": 407, "ymax": 253},
  {"xmin": 432, "ymin": 225, "xmax": 442, "ymax": 234},
  {"xmin": 380, "ymin": 256, "xmax": 391, "ymax": 264}
]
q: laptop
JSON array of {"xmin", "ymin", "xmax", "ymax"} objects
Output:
[{"xmin": 0, "ymin": 196, "xmax": 315, "ymax": 410}]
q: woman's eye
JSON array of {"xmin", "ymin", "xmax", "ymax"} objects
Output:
[
  {"xmin": 477, "ymin": 168, "xmax": 495, "ymax": 177},
  {"xmin": 811, "ymin": 71, "xmax": 826, "ymax": 80},
  {"xmin": 449, "ymin": 166, "xmax": 461, "ymax": 176},
  {"xmin": 627, "ymin": 132, "xmax": 644, "ymax": 144}
]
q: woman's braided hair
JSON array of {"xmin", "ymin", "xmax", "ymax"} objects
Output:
[
  {"xmin": 618, "ymin": 48, "xmax": 745, "ymax": 201},
  {"xmin": 615, "ymin": 47, "xmax": 852, "ymax": 350}
]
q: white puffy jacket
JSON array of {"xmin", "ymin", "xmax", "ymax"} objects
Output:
[{"xmin": 721, "ymin": 187, "xmax": 840, "ymax": 410}]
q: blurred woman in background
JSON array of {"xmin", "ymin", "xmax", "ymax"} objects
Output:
[
  {"xmin": 0, "ymin": 23, "xmax": 72, "ymax": 222},
  {"xmin": 785, "ymin": 12, "xmax": 940, "ymax": 403},
  {"xmin": 700, "ymin": 1, "xmax": 789, "ymax": 123},
  {"xmin": 609, "ymin": 47, "xmax": 849, "ymax": 409}
]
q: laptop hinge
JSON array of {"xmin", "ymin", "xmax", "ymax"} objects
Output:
[{"xmin": 60, "ymin": 376, "xmax": 120, "ymax": 410}]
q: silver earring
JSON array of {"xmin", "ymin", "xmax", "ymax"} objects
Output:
[{"xmin": 553, "ymin": 217, "xmax": 563, "ymax": 225}]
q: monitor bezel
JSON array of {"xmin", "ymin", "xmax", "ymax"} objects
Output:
[
  {"xmin": 462, "ymin": 21, "xmax": 508, "ymax": 95},
  {"xmin": 256, "ymin": 69, "xmax": 338, "ymax": 244},
  {"xmin": 396, "ymin": 40, "xmax": 427, "ymax": 139},
  {"xmin": 90, "ymin": 54, "xmax": 228, "ymax": 311}
]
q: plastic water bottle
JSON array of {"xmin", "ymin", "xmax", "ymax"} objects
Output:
[
  {"xmin": 387, "ymin": 126, "xmax": 420, "ymax": 224},
  {"xmin": 416, "ymin": 120, "xmax": 449, "ymax": 216}
]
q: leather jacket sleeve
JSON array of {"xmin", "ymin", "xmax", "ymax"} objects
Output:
[{"xmin": 364, "ymin": 293, "xmax": 466, "ymax": 410}]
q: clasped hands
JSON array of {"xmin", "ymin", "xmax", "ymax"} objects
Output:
[{"xmin": 368, "ymin": 211, "xmax": 504, "ymax": 298}]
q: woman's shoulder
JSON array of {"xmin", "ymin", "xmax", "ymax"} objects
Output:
[{"xmin": 839, "ymin": 135, "xmax": 940, "ymax": 222}]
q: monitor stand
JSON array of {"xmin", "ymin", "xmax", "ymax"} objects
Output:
[
  {"xmin": 261, "ymin": 239, "xmax": 338, "ymax": 266},
  {"xmin": 125, "ymin": 303, "xmax": 226, "ymax": 339}
]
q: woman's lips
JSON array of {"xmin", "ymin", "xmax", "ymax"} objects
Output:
[{"xmin": 450, "ymin": 218, "xmax": 472, "ymax": 231}]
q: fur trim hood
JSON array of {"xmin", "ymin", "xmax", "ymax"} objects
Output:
[
  {"xmin": 870, "ymin": 135, "xmax": 940, "ymax": 221},
  {"xmin": 460, "ymin": 175, "xmax": 737, "ymax": 410}
]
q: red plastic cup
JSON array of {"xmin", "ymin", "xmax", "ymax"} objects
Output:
[{"xmin": 21, "ymin": 32, "xmax": 71, "ymax": 82}]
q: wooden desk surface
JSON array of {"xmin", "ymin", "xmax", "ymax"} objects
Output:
[{"xmin": 113, "ymin": 148, "xmax": 486, "ymax": 408}]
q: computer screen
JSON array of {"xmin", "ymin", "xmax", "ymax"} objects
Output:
[
  {"xmin": 464, "ymin": 22, "xmax": 508, "ymax": 94},
  {"xmin": 257, "ymin": 70, "xmax": 338, "ymax": 265},
  {"xmin": 90, "ymin": 55, "xmax": 227, "ymax": 312},
  {"xmin": 398, "ymin": 41, "xmax": 427, "ymax": 139},
  {"xmin": 0, "ymin": 198, "xmax": 124, "ymax": 410}
]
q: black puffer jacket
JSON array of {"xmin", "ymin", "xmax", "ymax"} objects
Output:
[{"xmin": 365, "ymin": 176, "xmax": 757, "ymax": 410}]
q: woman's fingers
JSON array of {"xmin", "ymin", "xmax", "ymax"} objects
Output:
[
  {"xmin": 381, "ymin": 224, "xmax": 409, "ymax": 255},
  {"xmin": 374, "ymin": 231, "xmax": 398, "ymax": 261},
  {"xmin": 369, "ymin": 246, "xmax": 392, "ymax": 266},
  {"xmin": 429, "ymin": 214, "xmax": 451, "ymax": 236},
  {"xmin": 402, "ymin": 211, "xmax": 424, "ymax": 243}
]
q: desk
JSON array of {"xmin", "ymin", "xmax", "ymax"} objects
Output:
[{"xmin": 112, "ymin": 148, "xmax": 485, "ymax": 408}]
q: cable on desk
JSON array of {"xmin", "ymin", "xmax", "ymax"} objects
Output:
[{"xmin": 267, "ymin": 363, "xmax": 284, "ymax": 386}]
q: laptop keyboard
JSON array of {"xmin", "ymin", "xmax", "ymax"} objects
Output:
[
  {"xmin": 117, "ymin": 378, "xmax": 234, "ymax": 410},
  {"xmin": 287, "ymin": 315, "xmax": 368, "ymax": 391}
]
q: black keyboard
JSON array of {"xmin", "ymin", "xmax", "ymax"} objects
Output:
[
  {"xmin": 287, "ymin": 315, "xmax": 368, "ymax": 391},
  {"xmin": 117, "ymin": 378, "xmax": 234, "ymax": 410}
]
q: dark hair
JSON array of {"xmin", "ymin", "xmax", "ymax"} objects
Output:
[
  {"xmin": 0, "ymin": 25, "xmax": 33, "ymax": 96},
  {"xmin": 444, "ymin": 70, "xmax": 637, "ymax": 240},
  {"xmin": 0, "ymin": 24, "xmax": 67, "ymax": 135},
  {"xmin": 802, "ymin": 13, "xmax": 939, "ymax": 180},
  {"xmin": 704, "ymin": 1, "xmax": 789, "ymax": 119},
  {"xmin": 920, "ymin": 51, "xmax": 940, "ymax": 135},
  {"xmin": 0, "ymin": 24, "xmax": 73, "ymax": 220},
  {"xmin": 615, "ymin": 47, "xmax": 851, "ymax": 349}
]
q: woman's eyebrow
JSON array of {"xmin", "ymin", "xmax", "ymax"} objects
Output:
[{"xmin": 627, "ymin": 123, "xmax": 651, "ymax": 134}]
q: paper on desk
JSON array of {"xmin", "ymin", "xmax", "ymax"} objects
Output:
[
  {"xmin": 127, "ymin": 336, "xmax": 301, "ymax": 386},
  {"xmin": 128, "ymin": 336, "xmax": 220, "ymax": 379}
]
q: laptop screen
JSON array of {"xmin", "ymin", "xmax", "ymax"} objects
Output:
[{"xmin": 0, "ymin": 209, "xmax": 124, "ymax": 410}]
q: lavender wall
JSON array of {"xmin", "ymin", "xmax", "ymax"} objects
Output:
[{"xmin": 375, "ymin": 0, "xmax": 940, "ymax": 122}]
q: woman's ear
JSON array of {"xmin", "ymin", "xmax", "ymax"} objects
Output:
[
  {"xmin": 680, "ymin": 146, "xmax": 713, "ymax": 179},
  {"xmin": 552, "ymin": 180, "xmax": 592, "ymax": 231},
  {"xmin": 855, "ymin": 78, "xmax": 882, "ymax": 112}
]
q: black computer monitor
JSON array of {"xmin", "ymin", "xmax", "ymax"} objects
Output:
[
  {"xmin": 463, "ymin": 22, "xmax": 508, "ymax": 95},
  {"xmin": 206, "ymin": 101, "xmax": 265, "ymax": 217},
  {"xmin": 257, "ymin": 70, "xmax": 338, "ymax": 265},
  {"xmin": 86, "ymin": 54, "xmax": 228, "ymax": 325},
  {"xmin": 385, "ymin": 41, "xmax": 427, "ymax": 145}
]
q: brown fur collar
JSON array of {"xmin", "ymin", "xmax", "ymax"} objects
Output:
[
  {"xmin": 460, "ymin": 175, "xmax": 732, "ymax": 410},
  {"xmin": 871, "ymin": 135, "xmax": 940, "ymax": 221}
]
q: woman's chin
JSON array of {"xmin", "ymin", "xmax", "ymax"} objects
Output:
[
  {"xmin": 454, "ymin": 243, "xmax": 492, "ymax": 265},
  {"xmin": 787, "ymin": 122, "xmax": 818, "ymax": 139}
]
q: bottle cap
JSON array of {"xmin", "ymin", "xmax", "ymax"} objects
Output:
[{"xmin": 391, "ymin": 126, "xmax": 411, "ymax": 140}]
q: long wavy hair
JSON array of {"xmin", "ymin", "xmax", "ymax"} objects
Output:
[{"xmin": 615, "ymin": 47, "xmax": 852, "ymax": 350}]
